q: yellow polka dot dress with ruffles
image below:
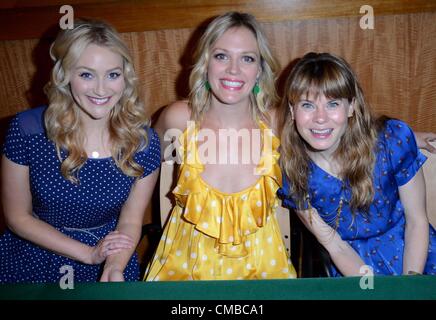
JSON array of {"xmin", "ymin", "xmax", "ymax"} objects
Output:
[{"xmin": 144, "ymin": 121, "xmax": 296, "ymax": 280}]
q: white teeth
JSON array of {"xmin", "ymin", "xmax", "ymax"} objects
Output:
[
  {"xmin": 88, "ymin": 97, "xmax": 110, "ymax": 105},
  {"xmin": 311, "ymin": 129, "xmax": 332, "ymax": 134},
  {"xmin": 222, "ymin": 80, "xmax": 243, "ymax": 87}
]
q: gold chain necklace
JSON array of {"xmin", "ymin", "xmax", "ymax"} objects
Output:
[{"xmin": 306, "ymin": 184, "xmax": 345, "ymax": 229}]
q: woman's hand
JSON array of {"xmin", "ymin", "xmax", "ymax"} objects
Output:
[
  {"xmin": 415, "ymin": 131, "xmax": 436, "ymax": 153},
  {"xmin": 100, "ymin": 266, "xmax": 125, "ymax": 282},
  {"xmin": 295, "ymin": 207, "xmax": 367, "ymax": 276},
  {"xmin": 295, "ymin": 207, "xmax": 336, "ymax": 245},
  {"xmin": 88, "ymin": 230, "xmax": 134, "ymax": 265}
]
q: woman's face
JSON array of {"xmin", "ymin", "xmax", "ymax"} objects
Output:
[
  {"xmin": 69, "ymin": 44, "xmax": 125, "ymax": 123},
  {"xmin": 207, "ymin": 27, "xmax": 261, "ymax": 108},
  {"xmin": 293, "ymin": 92, "xmax": 354, "ymax": 157}
]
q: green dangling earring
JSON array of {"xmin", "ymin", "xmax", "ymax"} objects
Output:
[
  {"xmin": 205, "ymin": 81, "xmax": 211, "ymax": 91},
  {"xmin": 252, "ymin": 81, "xmax": 260, "ymax": 96}
]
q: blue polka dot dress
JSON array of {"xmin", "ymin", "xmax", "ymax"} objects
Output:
[
  {"xmin": 0, "ymin": 106, "xmax": 161, "ymax": 283},
  {"xmin": 278, "ymin": 119, "xmax": 436, "ymax": 276}
]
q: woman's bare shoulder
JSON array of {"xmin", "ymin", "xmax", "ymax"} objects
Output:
[{"xmin": 155, "ymin": 100, "xmax": 191, "ymax": 133}]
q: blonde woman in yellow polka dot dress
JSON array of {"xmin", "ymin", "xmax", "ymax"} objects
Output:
[{"xmin": 144, "ymin": 12, "xmax": 296, "ymax": 281}]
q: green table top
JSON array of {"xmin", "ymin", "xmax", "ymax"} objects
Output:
[{"xmin": 1, "ymin": 275, "xmax": 435, "ymax": 300}]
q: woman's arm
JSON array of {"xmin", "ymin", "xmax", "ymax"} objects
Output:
[
  {"xmin": 154, "ymin": 100, "xmax": 191, "ymax": 162},
  {"xmin": 100, "ymin": 167, "xmax": 160, "ymax": 281},
  {"xmin": 296, "ymin": 208, "xmax": 366, "ymax": 276},
  {"xmin": 1, "ymin": 155, "xmax": 131, "ymax": 265},
  {"xmin": 415, "ymin": 131, "xmax": 436, "ymax": 154},
  {"xmin": 398, "ymin": 168, "xmax": 429, "ymax": 274}
]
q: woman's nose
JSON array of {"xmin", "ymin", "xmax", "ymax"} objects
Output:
[
  {"xmin": 93, "ymin": 78, "xmax": 107, "ymax": 96},
  {"xmin": 313, "ymin": 106, "xmax": 327, "ymax": 123},
  {"xmin": 226, "ymin": 59, "xmax": 240, "ymax": 75}
]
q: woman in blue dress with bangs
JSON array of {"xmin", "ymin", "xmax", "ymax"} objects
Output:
[
  {"xmin": 278, "ymin": 52, "xmax": 436, "ymax": 276},
  {"xmin": 0, "ymin": 19, "xmax": 160, "ymax": 283}
]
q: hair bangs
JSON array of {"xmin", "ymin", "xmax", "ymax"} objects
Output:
[{"xmin": 288, "ymin": 58, "xmax": 355, "ymax": 105}]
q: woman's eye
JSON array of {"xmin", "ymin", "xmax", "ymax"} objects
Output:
[
  {"xmin": 214, "ymin": 53, "xmax": 227, "ymax": 60},
  {"xmin": 327, "ymin": 101, "xmax": 340, "ymax": 108},
  {"xmin": 79, "ymin": 72, "xmax": 93, "ymax": 79},
  {"xmin": 242, "ymin": 56, "xmax": 255, "ymax": 63},
  {"xmin": 108, "ymin": 72, "xmax": 121, "ymax": 79},
  {"xmin": 301, "ymin": 102, "xmax": 314, "ymax": 109}
]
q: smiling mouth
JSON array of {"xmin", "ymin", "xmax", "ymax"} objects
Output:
[
  {"xmin": 220, "ymin": 80, "xmax": 244, "ymax": 89},
  {"xmin": 87, "ymin": 96, "xmax": 111, "ymax": 105},
  {"xmin": 310, "ymin": 128, "xmax": 333, "ymax": 137}
]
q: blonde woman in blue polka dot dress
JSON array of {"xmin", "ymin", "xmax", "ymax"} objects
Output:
[
  {"xmin": 0, "ymin": 19, "xmax": 160, "ymax": 283},
  {"xmin": 278, "ymin": 52, "xmax": 436, "ymax": 276}
]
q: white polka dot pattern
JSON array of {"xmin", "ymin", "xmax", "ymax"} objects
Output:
[{"xmin": 0, "ymin": 107, "xmax": 161, "ymax": 283}]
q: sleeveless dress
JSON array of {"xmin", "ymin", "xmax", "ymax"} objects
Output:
[
  {"xmin": 144, "ymin": 121, "xmax": 296, "ymax": 280},
  {"xmin": 0, "ymin": 106, "xmax": 161, "ymax": 283},
  {"xmin": 278, "ymin": 119, "xmax": 436, "ymax": 276}
]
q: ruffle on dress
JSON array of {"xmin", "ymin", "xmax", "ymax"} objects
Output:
[{"xmin": 172, "ymin": 121, "xmax": 282, "ymax": 257}]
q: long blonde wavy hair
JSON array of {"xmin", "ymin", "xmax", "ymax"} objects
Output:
[
  {"xmin": 188, "ymin": 11, "xmax": 279, "ymax": 123},
  {"xmin": 279, "ymin": 52, "xmax": 381, "ymax": 213},
  {"xmin": 44, "ymin": 19, "xmax": 150, "ymax": 184}
]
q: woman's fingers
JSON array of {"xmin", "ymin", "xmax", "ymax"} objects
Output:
[
  {"xmin": 90, "ymin": 231, "xmax": 137, "ymax": 263},
  {"xmin": 104, "ymin": 240, "xmax": 133, "ymax": 250},
  {"xmin": 101, "ymin": 240, "xmax": 133, "ymax": 256},
  {"xmin": 295, "ymin": 209, "xmax": 312, "ymax": 228},
  {"xmin": 103, "ymin": 237, "xmax": 134, "ymax": 247},
  {"xmin": 103, "ymin": 231, "xmax": 134, "ymax": 243},
  {"xmin": 104, "ymin": 248, "xmax": 123, "ymax": 256},
  {"xmin": 101, "ymin": 231, "xmax": 134, "ymax": 257},
  {"xmin": 424, "ymin": 140, "xmax": 436, "ymax": 153}
]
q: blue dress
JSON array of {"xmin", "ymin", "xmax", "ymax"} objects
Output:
[
  {"xmin": 278, "ymin": 119, "xmax": 436, "ymax": 276},
  {"xmin": 0, "ymin": 106, "xmax": 161, "ymax": 283}
]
